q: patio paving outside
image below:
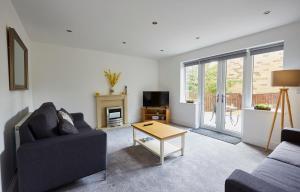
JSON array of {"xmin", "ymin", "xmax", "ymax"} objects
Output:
[{"xmin": 203, "ymin": 111, "xmax": 242, "ymax": 133}]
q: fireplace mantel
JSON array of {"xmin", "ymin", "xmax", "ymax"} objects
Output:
[{"xmin": 95, "ymin": 94, "xmax": 128, "ymax": 128}]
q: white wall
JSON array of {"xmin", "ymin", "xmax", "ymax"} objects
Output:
[
  {"xmin": 31, "ymin": 42, "xmax": 159, "ymax": 127},
  {"xmin": 159, "ymin": 21, "xmax": 300, "ymax": 131},
  {"xmin": 242, "ymin": 109, "xmax": 282, "ymax": 150},
  {"xmin": 0, "ymin": 0, "xmax": 33, "ymax": 191},
  {"xmin": 0, "ymin": 0, "xmax": 33, "ymax": 151}
]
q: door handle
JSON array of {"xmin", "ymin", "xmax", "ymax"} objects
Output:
[
  {"xmin": 216, "ymin": 94, "xmax": 219, "ymax": 103},
  {"xmin": 222, "ymin": 94, "xmax": 225, "ymax": 103}
]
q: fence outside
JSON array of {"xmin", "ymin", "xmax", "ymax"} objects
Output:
[{"xmin": 187, "ymin": 92, "xmax": 279, "ymax": 112}]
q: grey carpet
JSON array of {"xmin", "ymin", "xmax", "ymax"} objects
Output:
[
  {"xmin": 190, "ymin": 128, "xmax": 241, "ymax": 145},
  {"xmin": 54, "ymin": 126, "xmax": 266, "ymax": 192}
]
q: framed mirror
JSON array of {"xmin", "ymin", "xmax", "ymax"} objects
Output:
[{"xmin": 7, "ymin": 27, "xmax": 28, "ymax": 90}]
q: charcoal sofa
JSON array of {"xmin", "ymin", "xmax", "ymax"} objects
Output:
[
  {"xmin": 17, "ymin": 102, "xmax": 107, "ymax": 192},
  {"xmin": 225, "ymin": 128, "xmax": 300, "ymax": 192}
]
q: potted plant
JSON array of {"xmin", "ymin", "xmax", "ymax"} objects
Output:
[{"xmin": 254, "ymin": 104, "xmax": 271, "ymax": 111}]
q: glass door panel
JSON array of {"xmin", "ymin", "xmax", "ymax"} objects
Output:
[
  {"xmin": 223, "ymin": 58, "xmax": 244, "ymax": 134},
  {"xmin": 203, "ymin": 61, "xmax": 218, "ymax": 129},
  {"xmin": 199, "ymin": 58, "xmax": 244, "ymax": 137}
]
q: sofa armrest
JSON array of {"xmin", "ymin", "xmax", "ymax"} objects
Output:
[
  {"xmin": 281, "ymin": 128, "xmax": 300, "ymax": 144},
  {"xmin": 17, "ymin": 130, "xmax": 106, "ymax": 192},
  {"xmin": 225, "ymin": 170, "xmax": 287, "ymax": 192},
  {"xmin": 71, "ymin": 112, "xmax": 84, "ymax": 121}
]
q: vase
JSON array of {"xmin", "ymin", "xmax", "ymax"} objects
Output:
[{"xmin": 109, "ymin": 87, "xmax": 114, "ymax": 95}]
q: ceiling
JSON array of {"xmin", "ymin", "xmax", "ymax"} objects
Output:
[{"xmin": 11, "ymin": 0, "xmax": 300, "ymax": 60}]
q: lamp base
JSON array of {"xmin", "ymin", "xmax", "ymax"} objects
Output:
[{"xmin": 265, "ymin": 88, "xmax": 293, "ymax": 151}]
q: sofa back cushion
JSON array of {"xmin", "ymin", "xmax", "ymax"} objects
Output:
[
  {"xmin": 19, "ymin": 102, "xmax": 59, "ymax": 143},
  {"xmin": 37, "ymin": 104, "xmax": 59, "ymax": 130},
  {"xmin": 58, "ymin": 119, "xmax": 79, "ymax": 135},
  {"xmin": 30, "ymin": 103, "xmax": 59, "ymax": 139},
  {"xmin": 29, "ymin": 114, "xmax": 57, "ymax": 139},
  {"xmin": 268, "ymin": 141, "xmax": 300, "ymax": 167},
  {"xmin": 57, "ymin": 108, "xmax": 74, "ymax": 125}
]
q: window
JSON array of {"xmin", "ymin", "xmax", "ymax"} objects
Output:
[
  {"xmin": 185, "ymin": 65, "xmax": 198, "ymax": 102},
  {"xmin": 252, "ymin": 50, "xmax": 284, "ymax": 107},
  {"xmin": 181, "ymin": 42, "xmax": 284, "ymax": 109}
]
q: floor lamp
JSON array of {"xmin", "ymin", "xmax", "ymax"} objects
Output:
[{"xmin": 266, "ymin": 69, "xmax": 300, "ymax": 151}]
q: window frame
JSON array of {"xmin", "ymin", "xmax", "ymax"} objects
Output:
[
  {"xmin": 250, "ymin": 50, "xmax": 284, "ymax": 107},
  {"xmin": 181, "ymin": 42, "xmax": 284, "ymax": 109},
  {"xmin": 184, "ymin": 65, "xmax": 199, "ymax": 102}
]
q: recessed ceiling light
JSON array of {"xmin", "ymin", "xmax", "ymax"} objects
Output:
[
  {"xmin": 264, "ymin": 10, "xmax": 271, "ymax": 15},
  {"xmin": 160, "ymin": 49, "xmax": 164, "ymax": 52},
  {"xmin": 66, "ymin": 29, "xmax": 72, "ymax": 33},
  {"xmin": 122, "ymin": 41, "xmax": 127, "ymax": 44},
  {"xmin": 152, "ymin": 21, "xmax": 158, "ymax": 25},
  {"xmin": 196, "ymin": 36, "xmax": 200, "ymax": 40}
]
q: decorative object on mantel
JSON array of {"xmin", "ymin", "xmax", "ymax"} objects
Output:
[
  {"xmin": 254, "ymin": 104, "xmax": 271, "ymax": 111},
  {"xmin": 266, "ymin": 69, "xmax": 300, "ymax": 151},
  {"xmin": 7, "ymin": 27, "xmax": 29, "ymax": 90},
  {"xmin": 121, "ymin": 85, "xmax": 128, "ymax": 95},
  {"xmin": 104, "ymin": 69, "xmax": 121, "ymax": 95},
  {"xmin": 124, "ymin": 85, "xmax": 128, "ymax": 95},
  {"xmin": 95, "ymin": 91, "xmax": 100, "ymax": 96}
]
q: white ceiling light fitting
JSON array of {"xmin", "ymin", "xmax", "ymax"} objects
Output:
[{"xmin": 264, "ymin": 10, "xmax": 271, "ymax": 15}]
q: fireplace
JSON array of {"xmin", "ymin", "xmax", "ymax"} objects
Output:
[
  {"xmin": 106, "ymin": 106, "xmax": 123, "ymax": 127},
  {"xmin": 95, "ymin": 94, "xmax": 128, "ymax": 128}
]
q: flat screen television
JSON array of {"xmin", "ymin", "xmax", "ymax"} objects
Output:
[{"xmin": 143, "ymin": 91, "xmax": 169, "ymax": 107}]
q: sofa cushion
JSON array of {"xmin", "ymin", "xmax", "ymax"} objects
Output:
[
  {"xmin": 57, "ymin": 108, "xmax": 74, "ymax": 125},
  {"xmin": 40, "ymin": 102, "xmax": 56, "ymax": 110},
  {"xmin": 268, "ymin": 141, "xmax": 300, "ymax": 167},
  {"xmin": 29, "ymin": 103, "xmax": 59, "ymax": 139},
  {"xmin": 37, "ymin": 104, "xmax": 59, "ymax": 131},
  {"xmin": 29, "ymin": 114, "xmax": 57, "ymax": 139},
  {"xmin": 252, "ymin": 158, "xmax": 300, "ymax": 192},
  {"xmin": 58, "ymin": 119, "xmax": 79, "ymax": 135}
]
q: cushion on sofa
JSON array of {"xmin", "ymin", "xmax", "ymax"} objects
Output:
[
  {"xmin": 252, "ymin": 158, "xmax": 300, "ymax": 192},
  {"xmin": 268, "ymin": 141, "xmax": 300, "ymax": 167},
  {"xmin": 57, "ymin": 108, "xmax": 74, "ymax": 125},
  {"xmin": 58, "ymin": 119, "xmax": 79, "ymax": 135},
  {"xmin": 29, "ymin": 103, "xmax": 59, "ymax": 139},
  {"xmin": 29, "ymin": 114, "xmax": 57, "ymax": 139},
  {"xmin": 37, "ymin": 104, "xmax": 59, "ymax": 130},
  {"xmin": 40, "ymin": 102, "xmax": 56, "ymax": 110}
]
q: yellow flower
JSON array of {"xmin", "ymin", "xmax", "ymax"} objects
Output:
[{"xmin": 104, "ymin": 70, "xmax": 121, "ymax": 87}]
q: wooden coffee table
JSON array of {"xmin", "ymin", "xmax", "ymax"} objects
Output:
[{"xmin": 131, "ymin": 121, "xmax": 187, "ymax": 164}]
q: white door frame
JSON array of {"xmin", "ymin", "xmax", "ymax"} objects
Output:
[{"xmin": 199, "ymin": 58, "xmax": 246, "ymax": 138}]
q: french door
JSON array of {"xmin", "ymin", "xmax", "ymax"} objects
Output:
[{"xmin": 199, "ymin": 57, "xmax": 244, "ymax": 137}]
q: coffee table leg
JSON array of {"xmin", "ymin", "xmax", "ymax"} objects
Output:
[
  {"xmin": 181, "ymin": 134, "xmax": 185, "ymax": 156},
  {"xmin": 160, "ymin": 140, "xmax": 164, "ymax": 165},
  {"xmin": 133, "ymin": 127, "xmax": 136, "ymax": 146}
]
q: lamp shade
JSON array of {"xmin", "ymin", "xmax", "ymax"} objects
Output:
[{"xmin": 272, "ymin": 69, "xmax": 300, "ymax": 87}]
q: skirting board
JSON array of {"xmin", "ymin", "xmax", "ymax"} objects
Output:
[{"xmin": 242, "ymin": 138, "xmax": 280, "ymax": 150}]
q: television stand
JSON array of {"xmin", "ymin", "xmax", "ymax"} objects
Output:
[{"xmin": 141, "ymin": 107, "xmax": 170, "ymax": 124}]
